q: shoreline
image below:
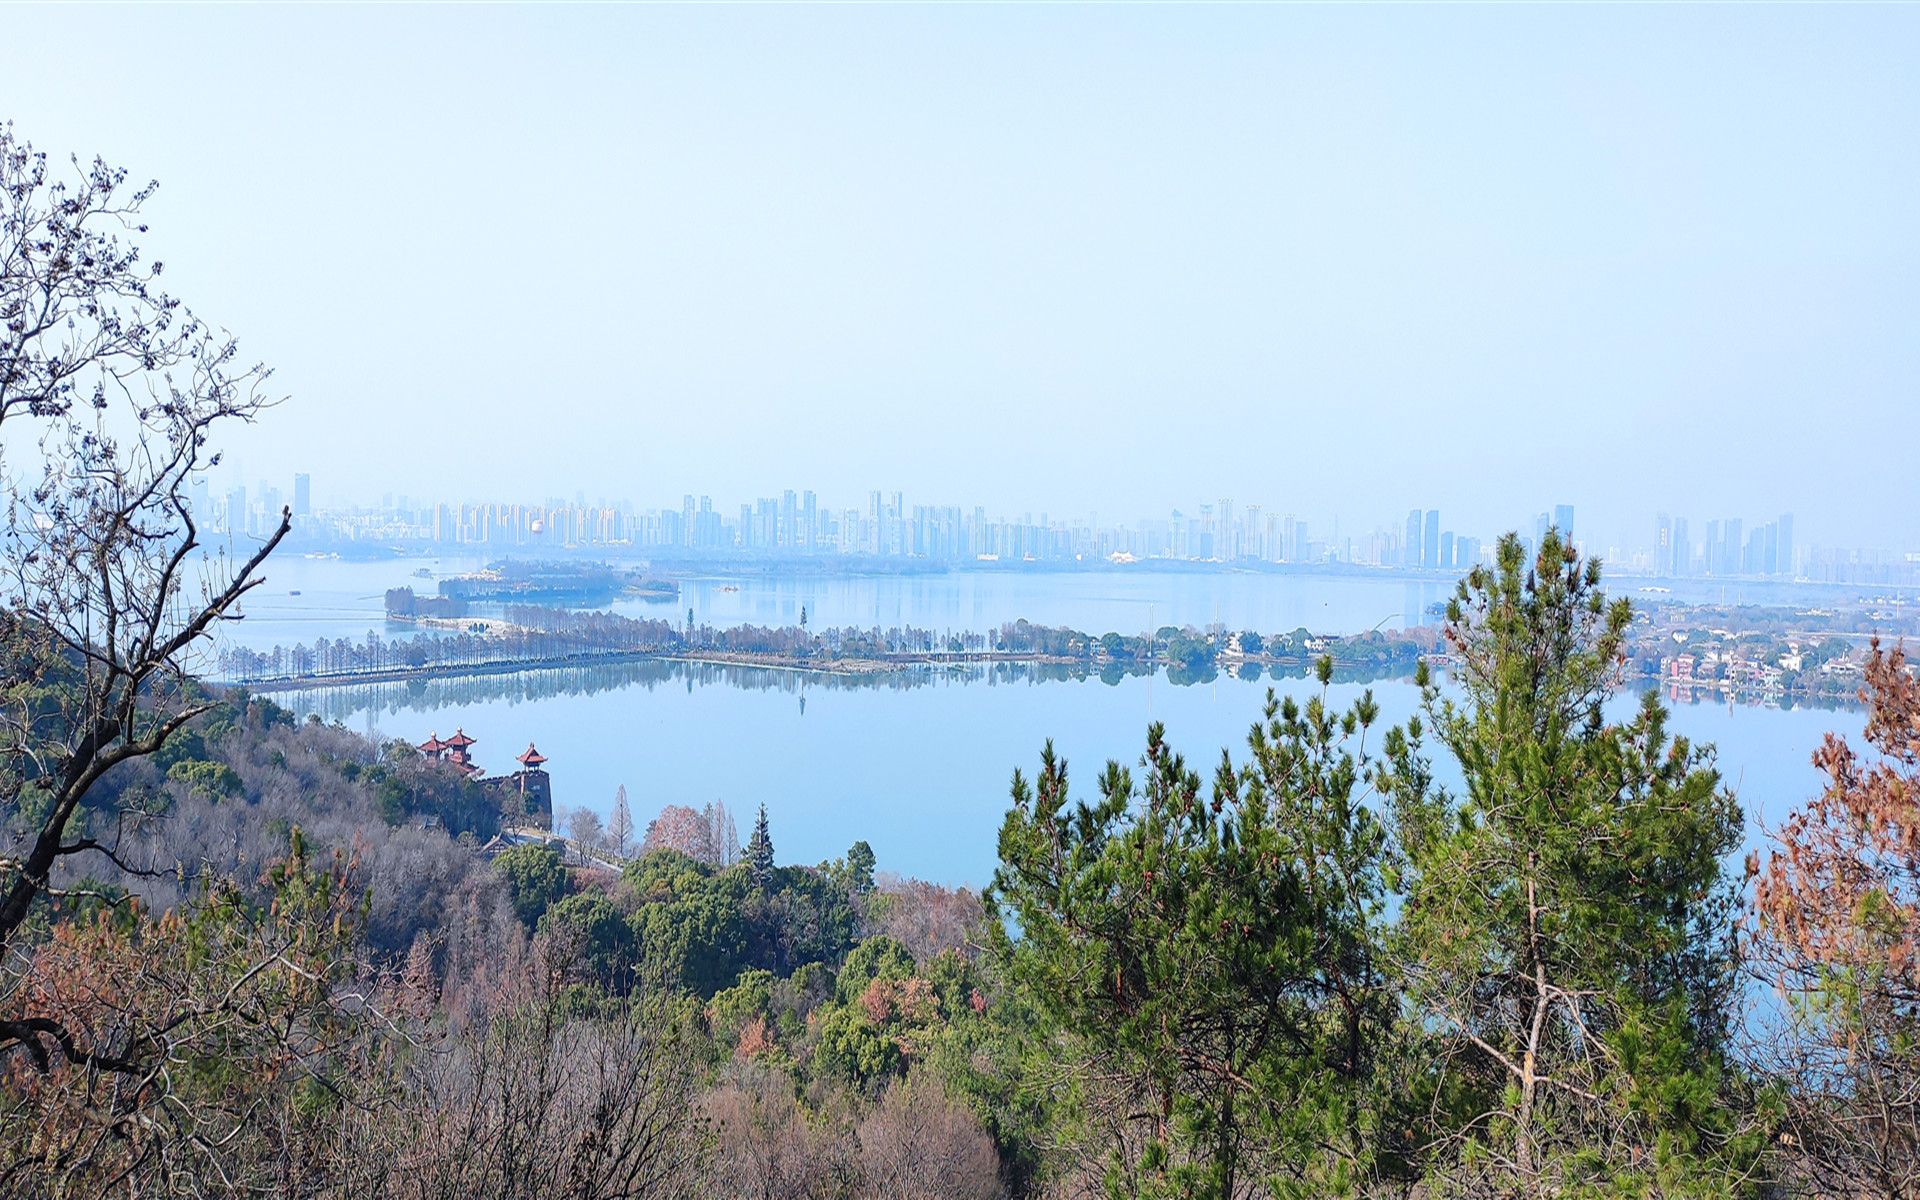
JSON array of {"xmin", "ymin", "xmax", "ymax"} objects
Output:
[{"xmin": 225, "ymin": 646, "xmax": 1863, "ymax": 709}]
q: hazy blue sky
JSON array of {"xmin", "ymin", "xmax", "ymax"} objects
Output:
[{"xmin": 4, "ymin": 5, "xmax": 1914, "ymax": 550}]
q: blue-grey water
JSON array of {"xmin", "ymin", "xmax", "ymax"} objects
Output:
[
  {"xmin": 274, "ymin": 658, "xmax": 1860, "ymax": 888},
  {"xmin": 218, "ymin": 554, "xmax": 1463, "ymax": 655},
  {"xmin": 219, "ymin": 552, "xmax": 1882, "ymax": 655},
  {"xmin": 224, "ymin": 558, "xmax": 1872, "ymax": 887}
]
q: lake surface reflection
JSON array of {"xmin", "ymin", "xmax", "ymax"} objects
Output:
[{"xmin": 276, "ymin": 660, "xmax": 1862, "ymax": 888}]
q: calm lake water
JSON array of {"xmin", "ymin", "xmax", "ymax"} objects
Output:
[
  {"xmin": 217, "ymin": 552, "xmax": 1871, "ymax": 654},
  {"xmin": 217, "ymin": 554, "xmax": 1464, "ymax": 654},
  {"xmin": 224, "ymin": 557, "xmax": 1873, "ymax": 887},
  {"xmin": 273, "ymin": 658, "xmax": 1863, "ymax": 888}
]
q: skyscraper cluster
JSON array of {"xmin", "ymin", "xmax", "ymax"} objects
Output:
[{"xmin": 1654, "ymin": 512, "xmax": 1795, "ymax": 579}]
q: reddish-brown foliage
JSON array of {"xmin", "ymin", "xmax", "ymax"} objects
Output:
[
  {"xmin": 874, "ymin": 877, "xmax": 983, "ymax": 963},
  {"xmin": 643, "ymin": 804, "xmax": 717, "ymax": 864},
  {"xmin": 736, "ymin": 1014, "xmax": 774, "ymax": 1060},
  {"xmin": 1757, "ymin": 641, "xmax": 1920, "ymax": 993},
  {"xmin": 1752, "ymin": 640, "xmax": 1920, "ymax": 1199}
]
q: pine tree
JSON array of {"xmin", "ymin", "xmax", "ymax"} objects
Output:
[
  {"xmin": 990, "ymin": 658, "xmax": 1404, "ymax": 1196},
  {"xmin": 745, "ymin": 804, "xmax": 775, "ymax": 888},
  {"xmin": 1387, "ymin": 530, "xmax": 1755, "ymax": 1193}
]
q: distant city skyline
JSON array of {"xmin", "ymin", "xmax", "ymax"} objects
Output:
[
  {"xmin": 3, "ymin": 4, "xmax": 1915, "ymax": 552},
  {"xmin": 205, "ymin": 468, "xmax": 1920, "ymax": 587}
]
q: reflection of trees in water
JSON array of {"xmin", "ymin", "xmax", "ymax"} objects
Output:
[
  {"xmin": 277, "ymin": 654, "xmax": 1856, "ymax": 725},
  {"xmin": 278, "ymin": 656, "xmax": 1433, "ymax": 723}
]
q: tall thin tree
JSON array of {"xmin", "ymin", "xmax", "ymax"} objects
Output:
[{"xmin": 608, "ymin": 784, "xmax": 634, "ymax": 857}]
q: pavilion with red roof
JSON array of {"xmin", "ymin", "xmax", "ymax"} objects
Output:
[
  {"xmin": 419, "ymin": 728, "xmax": 482, "ymax": 775},
  {"xmin": 415, "ymin": 730, "xmax": 554, "ymax": 830}
]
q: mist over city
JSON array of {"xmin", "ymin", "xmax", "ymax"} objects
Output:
[
  {"xmin": 3, "ymin": 5, "xmax": 1918, "ymax": 1198},
  {"xmin": 4, "ymin": 4, "xmax": 1916, "ymax": 552}
]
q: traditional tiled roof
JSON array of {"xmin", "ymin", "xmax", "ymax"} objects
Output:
[
  {"xmin": 444, "ymin": 729, "xmax": 477, "ymax": 748},
  {"xmin": 419, "ymin": 732, "xmax": 446, "ymax": 753},
  {"xmin": 517, "ymin": 743, "xmax": 548, "ymax": 767}
]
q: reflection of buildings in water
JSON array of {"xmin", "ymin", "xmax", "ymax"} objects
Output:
[
  {"xmin": 1664, "ymin": 681, "xmax": 1701, "ymax": 708},
  {"xmin": 1402, "ymin": 584, "xmax": 1424, "ymax": 631}
]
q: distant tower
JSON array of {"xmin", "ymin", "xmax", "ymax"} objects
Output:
[
  {"xmin": 514, "ymin": 743, "xmax": 553, "ymax": 828},
  {"xmin": 293, "ymin": 473, "xmax": 312, "ymax": 519}
]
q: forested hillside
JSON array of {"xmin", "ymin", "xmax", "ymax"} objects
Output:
[
  {"xmin": 5, "ymin": 123, "xmax": 1918, "ymax": 1200},
  {"xmin": 5, "ymin": 533, "xmax": 1918, "ymax": 1197}
]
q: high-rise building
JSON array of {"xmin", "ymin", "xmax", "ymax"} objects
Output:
[
  {"xmin": 1423, "ymin": 510, "xmax": 1440, "ymax": 570},
  {"xmin": 1776, "ymin": 513, "xmax": 1794, "ymax": 578},
  {"xmin": 1554, "ymin": 503, "xmax": 1574, "ymax": 539},
  {"xmin": 292, "ymin": 473, "xmax": 311, "ymax": 519},
  {"xmin": 1655, "ymin": 513, "xmax": 1673, "ymax": 577},
  {"xmin": 1672, "ymin": 517, "xmax": 1691, "ymax": 577},
  {"xmin": 225, "ymin": 486, "xmax": 247, "ymax": 537},
  {"xmin": 1405, "ymin": 510, "xmax": 1422, "ymax": 568}
]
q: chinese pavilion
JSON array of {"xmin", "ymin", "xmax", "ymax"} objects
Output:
[{"xmin": 418, "ymin": 728, "xmax": 481, "ymax": 776}]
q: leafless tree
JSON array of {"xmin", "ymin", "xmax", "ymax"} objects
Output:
[
  {"xmin": 873, "ymin": 875, "xmax": 985, "ymax": 964},
  {"xmin": 854, "ymin": 1078, "xmax": 1003, "ymax": 1200},
  {"xmin": 701, "ymin": 1063, "xmax": 858, "ymax": 1200},
  {"xmin": 705, "ymin": 800, "xmax": 740, "ymax": 867},
  {"xmin": 608, "ymin": 784, "xmax": 634, "ymax": 857},
  {"xmin": 567, "ymin": 806, "xmax": 607, "ymax": 859},
  {"xmin": 335, "ymin": 935, "xmax": 712, "ymax": 1200},
  {"xmin": 0, "ymin": 123, "xmax": 301, "ymax": 1181}
]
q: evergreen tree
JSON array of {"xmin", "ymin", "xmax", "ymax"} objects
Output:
[
  {"xmin": 990, "ymin": 659, "xmax": 1407, "ymax": 1197},
  {"xmin": 845, "ymin": 840, "xmax": 877, "ymax": 896},
  {"xmin": 1386, "ymin": 531, "xmax": 1756, "ymax": 1194},
  {"xmin": 745, "ymin": 803, "xmax": 776, "ymax": 889}
]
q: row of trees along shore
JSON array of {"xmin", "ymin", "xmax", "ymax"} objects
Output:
[
  {"xmin": 214, "ymin": 602, "xmax": 1437, "ymax": 684},
  {"xmin": 7, "ymin": 125, "xmax": 1920, "ymax": 1198},
  {"xmin": 227, "ymin": 593, "xmax": 1892, "ymax": 703}
]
